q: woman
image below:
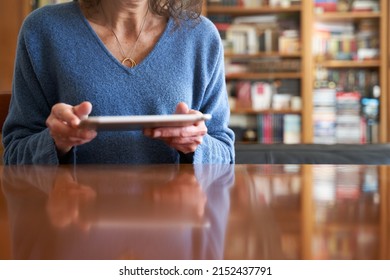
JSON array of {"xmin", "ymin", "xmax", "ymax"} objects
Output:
[{"xmin": 2, "ymin": 0, "xmax": 234, "ymax": 164}]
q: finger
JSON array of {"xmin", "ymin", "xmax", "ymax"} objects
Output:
[
  {"xmin": 152, "ymin": 124, "xmax": 207, "ymax": 138},
  {"xmin": 47, "ymin": 116, "xmax": 75, "ymax": 138},
  {"xmin": 49, "ymin": 116, "xmax": 96, "ymax": 139},
  {"xmin": 51, "ymin": 103, "xmax": 78, "ymax": 127},
  {"xmin": 157, "ymin": 136, "xmax": 203, "ymax": 154},
  {"xmin": 143, "ymin": 128, "xmax": 153, "ymax": 137},
  {"xmin": 188, "ymin": 109, "xmax": 204, "ymax": 126},
  {"xmin": 188, "ymin": 109, "xmax": 202, "ymax": 115},
  {"xmin": 172, "ymin": 143, "xmax": 199, "ymax": 154},
  {"xmin": 72, "ymin": 102, "xmax": 93, "ymax": 125},
  {"xmin": 175, "ymin": 102, "xmax": 189, "ymax": 114},
  {"xmin": 50, "ymin": 128, "xmax": 96, "ymax": 152},
  {"xmin": 169, "ymin": 136, "xmax": 203, "ymax": 146}
]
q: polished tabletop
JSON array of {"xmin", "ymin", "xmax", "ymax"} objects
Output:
[{"xmin": 0, "ymin": 164, "xmax": 388, "ymax": 260}]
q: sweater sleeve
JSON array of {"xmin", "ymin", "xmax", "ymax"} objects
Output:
[
  {"xmin": 2, "ymin": 21, "xmax": 60, "ymax": 165},
  {"xmin": 192, "ymin": 38, "xmax": 235, "ymax": 164}
]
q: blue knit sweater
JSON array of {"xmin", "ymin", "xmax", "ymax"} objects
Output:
[{"xmin": 2, "ymin": 2, "xmax": 235, "ymax": 164}]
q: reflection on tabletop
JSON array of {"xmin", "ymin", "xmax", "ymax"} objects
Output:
[
  {"xmin": 0, "ymin": 164, "xmax": 388, "ymax": 260},
  {"xmin": 1, "ymin": 165, "xmax": 233, "ymax": 260}
]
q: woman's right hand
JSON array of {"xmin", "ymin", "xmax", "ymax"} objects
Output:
[{"xmin": 46, "ymin": 101, "xmax": 97, "ymax": 156}]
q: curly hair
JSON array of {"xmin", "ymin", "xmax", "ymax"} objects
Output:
[{"xmin": 76, "ymin": 0, "xmax": 203, "ymax": 25}]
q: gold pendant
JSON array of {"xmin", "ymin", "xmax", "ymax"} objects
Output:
[{"xmin": 122, "ymin": 57, "xmax": 137, "ymax": 68}]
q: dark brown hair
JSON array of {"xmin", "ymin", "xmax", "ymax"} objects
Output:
[{"xmin": 76, "ymin": 0, "xmax": 203, "ymax": 25}]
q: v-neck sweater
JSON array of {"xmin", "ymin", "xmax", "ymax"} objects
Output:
[{"xmin": 2, "ymin": 2, "xmax": 235, "ymax": 164}]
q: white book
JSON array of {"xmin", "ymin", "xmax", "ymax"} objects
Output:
[
  {"xmin": 226, "ymin": 24, "xmax": 259, "ymax": 54},
  {"xmin": 283, "ymin": 114, "xmax": 301, "ymax": 144},
  {"xmin": 233, "ymin": 15, "xmax": 277, "ymax": 24}
]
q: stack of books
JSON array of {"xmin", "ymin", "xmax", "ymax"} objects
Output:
[
  {"xmin": 335, "ymin": 91, "xmax": 363, "ymax": 143},
  {"xmin": 313, "ymin": 88, "xmax": 337, "ymax": 144}
]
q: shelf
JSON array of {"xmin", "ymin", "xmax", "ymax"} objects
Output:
[
  {"xmin": 226, "ymin": 72, "xmax": 302, "ymax": 80},
  {"xmin": 207, "ymin": 5, "xmax": 302, "ymax": 15},
  {"xmin": 314, "ymin": 11, "xmax": 381, "ymax": 21},
  {"xmin": 314, "ymin": 60, "xmax": 381, "ymax": 68},
  {"xmin": 225, "ymin": 52, "xmax": 302, "ymax": 59},
  {"xmin": 231, "ymin": 108, "xmax": 301, "ymax": 115}
]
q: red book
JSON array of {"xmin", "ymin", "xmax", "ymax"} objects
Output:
[{"xmin": 315, "ymin": 2, "xmax": 337, "ymax": 12}]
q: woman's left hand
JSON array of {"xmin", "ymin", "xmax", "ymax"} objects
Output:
[{"xmin": 143, "ymin": 102, "xmax": 207, "ymax": 154}]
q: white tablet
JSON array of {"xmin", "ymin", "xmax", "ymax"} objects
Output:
[{"xmin": 79, "ymin": 114, "xmax": 212, "ymax": 131}]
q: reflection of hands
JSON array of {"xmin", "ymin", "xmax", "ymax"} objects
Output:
[
  {"xmin": 143, "ymin": 102, "xmax": 207, "ymax": 154},
  {"xmin": 46, "ymin": 169, "xmax": 96, "ymax": 230},
  {"xmin": 152, "ymin": 171, "xmax": 207, "ymax": 217},
  {"xmin": 46, "ymin": 101, "xmax": 97, "ymax": 156}
]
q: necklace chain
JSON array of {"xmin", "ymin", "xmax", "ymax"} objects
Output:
[{"xmin": 102, "ymin": 5, "xmax": 148, "ymax": 68}]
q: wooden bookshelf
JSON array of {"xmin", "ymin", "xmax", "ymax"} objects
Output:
[
  {"xmin": 311, "ymin": 0, "xmax": 388, "ymax": 144},
  {"xmin": 206, "ymin": 0, "xmax": 388, "ymax": 144},
  {"xmin": 207, "ymin": 0, "xmax": 308, "ymax": 143}
]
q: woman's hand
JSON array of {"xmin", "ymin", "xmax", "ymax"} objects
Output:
[
  {"xmin": 143, "ymin": 102, "xmax": 207, "ymax": 154},
  {"xmin": 46, "ymin": 101, "xmax": 97, "ymax": 156}
]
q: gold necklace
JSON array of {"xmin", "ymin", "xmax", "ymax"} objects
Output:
[{"xmin": 102, "ymin": 6, "xmax": 148, "ymax": 68}]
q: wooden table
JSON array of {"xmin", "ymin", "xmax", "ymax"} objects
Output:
[{"xmin": 0, "ymin": 164, "xmax": 389, "ymax": 260}]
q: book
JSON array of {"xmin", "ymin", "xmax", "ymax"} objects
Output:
[
  {"xmin": 283, "ymin": 114, "xmax": 301, "ymax": 144},
  {"xmin": 351, "ymin": 0, "xmax": 380, "ymax": 12},
  {"xmin": 226, "ymin": 24, "xmax": 259, "ymax": 54},
  {"xmin": 314, "ymin": 0, "xmax": 338, "ymax": 13},
  {"xmin": 335, "ymin": 91, "xmax": 362, "ymax": 143}
]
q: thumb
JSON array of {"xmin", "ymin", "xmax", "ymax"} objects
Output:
[
  {"xmin": 175, "ymin": 102, "xmax": 189, "ymax": 114},
  {"xmin": 71, "ymin": 102, "xmax": 92, "ymax": 127},
  {"xmin": 73, "ymin": 102, "xmax": 92, "ymax": 119}
]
